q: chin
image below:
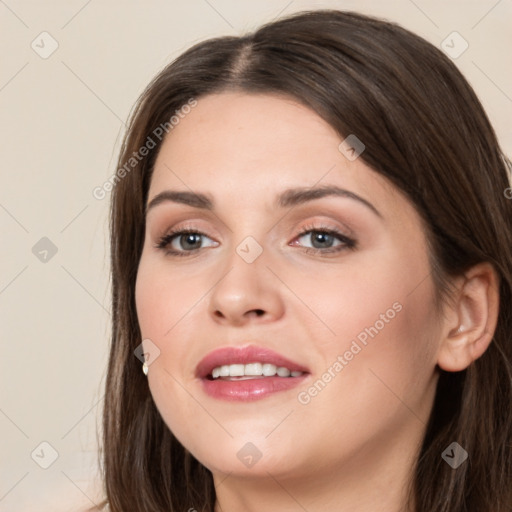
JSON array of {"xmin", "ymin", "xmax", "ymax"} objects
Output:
[{"xmin": 186, "ymin": 437, "xmax": 309, "ymax": 480}]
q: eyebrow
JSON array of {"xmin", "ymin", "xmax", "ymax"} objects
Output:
[{"xmin": 145, "ymin": 185, "xmax": 382, "ymax": 218}]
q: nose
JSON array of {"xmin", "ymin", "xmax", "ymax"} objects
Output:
[{"xmin": 207, "ymin": 245, "xmax": 285, "ymax": 327}]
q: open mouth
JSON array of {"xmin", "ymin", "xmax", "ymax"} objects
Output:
[
  {"xmin": 207, "ymin": 362, "xmax": 305, "ymax": 380},
  {"xmin": 196, "ymin": 345, "xmax": 310, "ymax": 401}
]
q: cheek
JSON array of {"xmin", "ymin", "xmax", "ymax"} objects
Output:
[
  {"xmin": 134, "ymin": 257, "xmax": 199, "ymax": 394},
  {"xmin": 293, "ymin": 248, "xmax": 439, "ymax": 417},
  {"xmin": 286, "ymin": 285, "xmax": 439, "ymax": 471},
  {"xmin": 135, "ymin": 258, "xmax": 210, "ymax": 449},
  {"xmin": 283, "ymin": 249, "xmax": 424, "ymax": 352},
  {"xmin": 135, "ymin": 257, "xmax": 202, "ymax": 339},
  {"xmin": 135, "ymin": 257, "xmax": 212, "ymax": 389},
  {"xmin": 331, "ymin": 283, "xmax": 437, "ymax": 418}
]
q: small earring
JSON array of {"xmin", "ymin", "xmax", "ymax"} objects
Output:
[{"xmin": 142, "ymin": 362, "xmax": 149, "ymax": 376}]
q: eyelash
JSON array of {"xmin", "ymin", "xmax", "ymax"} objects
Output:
[{"xmin": 154, "ymin": 223, "xmax": 356, "ymax": 258}]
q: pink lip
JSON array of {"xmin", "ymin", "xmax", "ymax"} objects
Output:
[{"xmin": 196, "ymin": 344, "xmax": 310, "ymax": 402}]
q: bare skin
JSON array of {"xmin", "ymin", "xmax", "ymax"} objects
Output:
[{"xmin": 135, "ymin": 92, "xmax": 499, "ymax": 512}]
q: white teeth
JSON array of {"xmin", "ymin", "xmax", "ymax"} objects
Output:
[
  {"xmin": 262, "ymin": 363, "xmax": 277, "ymax": 376},
  {"xmin": 276, "ymin": 367, "xmax": 291, "ymax": 377},
  {"xmin": 229, "ymin": 364, "xmax": 245, "ymax": 377},
  {"xmin": 244, "ymin": 363, "xmax": 263, "ymax": 376},
  {"xmin": 210, "ymin": 362, "xmax": 303, "ymax": 379}
]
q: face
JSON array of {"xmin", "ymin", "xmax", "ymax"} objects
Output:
[{"xmin": 135, "ymin": 92, "xmax": 442, "ymax": 483}]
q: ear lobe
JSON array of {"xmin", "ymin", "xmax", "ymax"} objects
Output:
[{"xmin": 437, "ymin": 262, "xmax": 500, "ymax": 372}]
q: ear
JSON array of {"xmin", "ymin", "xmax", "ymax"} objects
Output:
[{"xmin": 437, "ymin": 262, "xmax": 500, "ymax": 372}]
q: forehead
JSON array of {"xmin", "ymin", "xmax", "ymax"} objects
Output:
[
  {"xmin": 148, "ymin": 92, "xmax": 411, "ymax": 224},
  {"xmin": 154, "ymin": 92, "xmax": 339, "ymax": 172}
]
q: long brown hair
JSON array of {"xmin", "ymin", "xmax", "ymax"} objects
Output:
[{"xmin": 100, "ymin": 9, "xmax": 512, "ymax": 512}]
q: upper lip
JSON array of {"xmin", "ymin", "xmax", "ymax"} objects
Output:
[{"xmin": 195, "ymin": 344, "xmax": 310, "ymax": 378}]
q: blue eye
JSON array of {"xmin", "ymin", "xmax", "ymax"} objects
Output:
[
  {"xmin": 294, "ymin": 224, "xmax": 356, "ymax": 255},
  {"xmin": 155, "ymin": 224, "xmax": 356, "ymax": 257},
  {"xmin": 155, "ymin": 229, "xmax": 217, "ymax": 257}
]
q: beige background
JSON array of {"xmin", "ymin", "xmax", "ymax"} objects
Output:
[{"xmin": 1, "ymin": 1, "xmax": 510, "ymax": 510}]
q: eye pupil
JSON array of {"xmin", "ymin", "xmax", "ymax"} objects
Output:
[
  {"xmin": 181, "ymin": 233, "xmax": 201, "ymax": 250},
  {"xmin": 311, "ymin": 232, "xmax": 334, "ymax": 248}
]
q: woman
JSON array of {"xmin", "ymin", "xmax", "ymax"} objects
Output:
[{"xmin": 99, "ymin": 9, "xmax": 512, "ymax": 512}]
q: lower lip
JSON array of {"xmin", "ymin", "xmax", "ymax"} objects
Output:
[{"xmin": 200, "ymin": 375, "xmax": 308, "ymax": 401}]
